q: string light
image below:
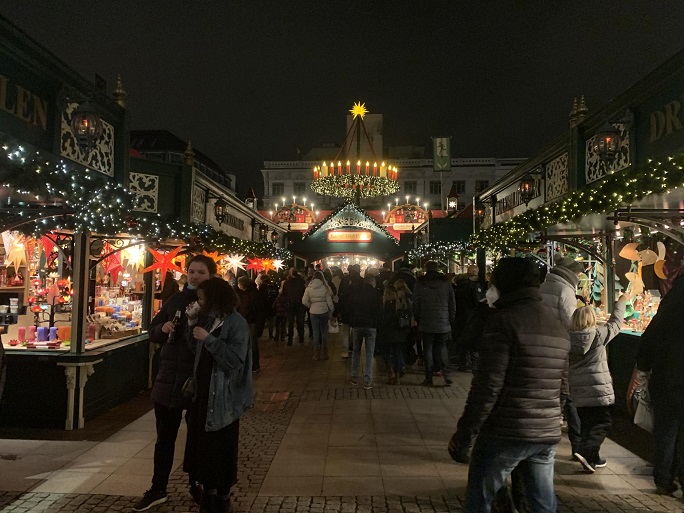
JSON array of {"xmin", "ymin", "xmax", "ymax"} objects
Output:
[
  {"xmin": 472, "ymin": 153, "xmax": 684, "ymax": 250},
  {"xmin": 0, "ymin": 138, "xmax": 291, "ymax": 260}
]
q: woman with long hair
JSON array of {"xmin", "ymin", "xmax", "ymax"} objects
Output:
[
  {"xmin": 302, "ymin": 271, "xmax": 334, "ymax": 360},
  {"xmin": 184, "ymin": 277, "xmax": 253, "ymax": 513}
]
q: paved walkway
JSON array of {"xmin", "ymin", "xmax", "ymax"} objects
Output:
[{"xmin": 0, "ymin": 332, "xmax": 680, "ymax": 512}]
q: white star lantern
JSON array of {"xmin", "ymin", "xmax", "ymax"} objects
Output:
[{"xmin": 226, "ymin": 254, "xmax": 246, "ymax": 275}]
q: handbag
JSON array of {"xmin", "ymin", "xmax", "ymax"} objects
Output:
[
  {"xmin": 397, "ymin": 308, "xmax": 411, "ymax": 329},
  {"xmin": 633, "ymin": 388, "xmax": 654, "ymax": 432},
  {"xmin": 328, "ymin": 318, "xmax": 340, "ymax": 334},
  {"xmin": 181, "ymin": 376, "xmax": 196, "ymax": 398}
]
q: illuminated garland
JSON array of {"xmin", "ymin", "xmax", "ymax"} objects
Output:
[
  {"xmin": 310, "ymin": 175, "xmax": 399, "ymax": 199},
  {"xmin": 471, "ymin": 154, "xmax": 684, "ymax": 250},
  {"xmin": 0, "ymin": 139, "xmax": 291, "ymax": 260},
  {"xmin": 407, "ymin": 241, "xmax": 471, "ymax": 263}
]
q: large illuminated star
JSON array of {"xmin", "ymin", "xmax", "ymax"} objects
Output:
[
  {"xmin": 262, "ymin": 259, "xmax": 275, "ymax": 273},
  {"xmin": 246, "ymin": 257, "xmax": 264, "ymax": 273},
  {"xmin": 124, "ymin": 244, "xmax": 146, "ymax": 271},
  {"xmin": 5, "ymin": 235, "xmax": 27, "ymax": 271},
  {"xmin": 203, "ymin": 250, "xmax": 227, "ymax": 275},
  {"xmin": 141, "ymin": 246, "xmax": 186, "ymax": 288},
  {"xmin": 272, "ymin": 259, "xmax": 285, "ymax": 272},
  {"xmin": 226, "ymin": 254, "xmax": 246, "ymax": 275},
  {"xmin": 350, "ymin": 101, "xmax": 368, "ymax": 119}
]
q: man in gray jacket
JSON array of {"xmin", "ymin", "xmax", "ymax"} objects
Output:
[
  {"xmin": 539, "ymin": 255, "xmax": 585, "ymax": 457},
  {"xmin": 413, "ymin": 261, "xmax": 455, "ymax": 386},
  {"xmin": 452, "ymin": 257, "xmax": 570, "ymax": 513}
]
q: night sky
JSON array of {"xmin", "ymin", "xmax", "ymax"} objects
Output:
[{"xmin": 3, "ymin": 2, "xmax": 684, "ymax": 196}]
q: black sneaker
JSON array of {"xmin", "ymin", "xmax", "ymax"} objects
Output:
[
  {"xmin": 594, "ymin": 457, "xmax": 607, "ymax": 468},
  {"xmin": 364, "ymin": 383, "xmax": 373, "ymax": 390},
  {"xmin": 189, "ymin": 483, "xmax": 203, "ymax": 505},
  {"xmin": 574, "ymin": 452, "xmax": 595, "ymax": 473},
  {"xmin": 349, "ymin": 378, "xmax": 358, "ymax": 386},
  {"xmin": 133, "ymin": 489, "xmax": 167, "ymax": 511},
  {"xmin": 655, "ymin": 483, "xmax": 677, "ymax": 496}
]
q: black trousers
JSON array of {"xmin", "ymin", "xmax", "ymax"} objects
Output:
[
  {"xmin": 152, "ymin": 403, "xmax": 188, "ymax": 491},
  {"xmin": 287, "ymin": 303, "xmax": 305, "ymax": 342},
  {"xmin": 576, "ymin": 404, "xmax": 612, "ymax": 464}
]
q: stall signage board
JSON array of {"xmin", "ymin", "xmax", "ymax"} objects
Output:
[
  {"xmin": 326, "ymin": 230, "xmax": 373, "ymax": 242},
  {"xmin": 393, "ymin": 223, "xmax": 416, "ymax": 231},
  {"xmin": 636, "ymin": 85, "xmax": 684, "ymax": 165},
  {"xmin": 0, "ymin": 48, "xmax": 57, "ymax": 152},
  {"xmin": 279, "ymin": 222, "xmax": 308, "ymax": 231}
]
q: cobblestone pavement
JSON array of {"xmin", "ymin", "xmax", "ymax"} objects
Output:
[{"xmin": 0, "ymin": 338, "xmax": 682, "ymax": 512}]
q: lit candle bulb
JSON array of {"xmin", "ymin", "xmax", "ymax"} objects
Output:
[
  {"xmin": 346, "ymin": 160, "xmax": 350, "ymax": 174},
  {"xmin": 322, "ymin": 162, "xmax": 328, "ymax": 177},
  {"xmin": 380, "ymin": 161, "xmax": 386, "ymax": 178},
  {"xmin": 373, "ymin": 162, "xmax": 378, "ymax": 176},
  {"xmin": 356, "ymin": 160, "xmax": 361, "ymax": 174},
  {"xmin": 338, "ymin": 161, "xmax": 342, "ymax": 174},
  {"xmin": 365, "ymin": 161, "xmax": 370, "ymax": 175}
]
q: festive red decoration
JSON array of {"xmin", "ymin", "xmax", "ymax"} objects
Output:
[
  {"xmin": 141, "ymin": 246, "xmax": 186, "ymax": 289},
  {"xmin": 246, "ymin": 257, "xmax": 264, "ymax": 273}
]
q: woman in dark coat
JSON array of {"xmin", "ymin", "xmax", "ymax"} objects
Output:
[
  {"xmin": 184, "ymin": 277, "xmax": 253, "ymax": 513},
  {"xmin": 379, "ymin": 284, "xmax": 412, "ymax": 385}
]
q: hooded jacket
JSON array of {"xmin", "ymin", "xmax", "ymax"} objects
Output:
[
  {"xmin": 302, "ymin": 278, "xmax": 334, "ymax": 315},
  {"xmin": 413, "ymin": 270, "xmax": 456, "ymax": 334},
  {"xmin": 539, "ymin": 266, "xmax": 580, "ymax": 329},
  {"xmin": 568, "ymin": 300, "xmax": 625, "ymax": 407},
  {"xmin": 454, "ymin": 288, "xmax": 570, "ymax": 447}
]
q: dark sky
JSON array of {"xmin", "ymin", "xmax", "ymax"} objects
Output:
[{"xmin": 3, "ymin": 2, "xmax": 684, "ymax": 196}]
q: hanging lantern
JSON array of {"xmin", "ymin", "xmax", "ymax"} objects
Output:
[
  {"xmin": 592, "ymin": 122, "xmax": 621, "ymax": 162},
  {"xmin": 70, "ymin": 101, "xmax": 104, "ymax": 151},
  {"xmin": 271, "ymin": 230, "xmax": 279, "ymax": 243},
  {"xmin": 214, "ymin": 198, "xmax": 227, "ymax": 226},
  {"xmin": 518, "ymin": 176, "xmax": 537, "ymax": 206}
]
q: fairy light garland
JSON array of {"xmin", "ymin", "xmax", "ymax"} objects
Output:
[
  {"xmin": 407, "ymin": 241, "xmax": 471, "ymax": 263},
  {"xmin": 471, "ymin": 153, "xmax": 684, "ymax": 250},
  {"xmin": 0, "ymin": 140, "xmax": 291, "ymax": 260}
]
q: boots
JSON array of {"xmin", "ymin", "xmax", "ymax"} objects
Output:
[
  {"xmin": 313, "ymin": 346, "xmax": 320, "ymax": 361},
  {"xmin": 386, "ymin": 368, "xmax": 397, "ymax": 385},
  {"xmin": 321, "ymin": 344, "xmax": 329, "ymax": 360},
  {"xmin": 200, "ymin": 492, "xmax": 231, "ymax": 513}
]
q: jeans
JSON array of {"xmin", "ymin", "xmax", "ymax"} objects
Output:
[
  {"xmin": 576, "ymin": 405, "xmax": 612, "ymax": 464},
  {"xmin": 351, "ymin": 327, "xmax": 376, "ymax": 385},
  {"xmin": 287, "ymin": 303, "xmax": 306, "ymax": 342},
  {"xmin": 651, "ymin": 393, "xmax": 684, "ymax": 488},
  {"xmin": 153, "ymin": 403, "xmax": 188, "ymax": 491},
  {"xmin": 464, "ymin": 438, "xmax": 557, "ymax": 513},
  {"xmin": 310, "ymin": 312, "xmax": 330, "ymax": 349},
  {"xmin": 421, "ymin": 332, "xmax": 449, "ymax": 383}
]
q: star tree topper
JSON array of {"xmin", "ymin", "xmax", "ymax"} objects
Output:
[{"xmin": 141, "ymin": 246, "xmax": 186, "ymax": 288}]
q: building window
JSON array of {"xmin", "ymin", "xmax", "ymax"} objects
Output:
[
  {"xmin": 404, "ymin": 181, "xmax": 417, "ymax": 195},
  {"xmin": 452, "ymin": 180, "xmax": 466, "ymax": 194},
  {"xmin": 272, "ymin": 182, "xmax": 284, "ymax": 196},
  {"xmin": 475, "ymin": 180, "xmax": 489, "ymax": 193},
  {"xmin": 294, "ymin": 182, "xmax": 306, "ymax": 196},
  {"xmin": 429, "ymin": 181, "xmax": 441, "ymax": 195}
]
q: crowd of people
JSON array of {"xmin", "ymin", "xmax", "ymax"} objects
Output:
[{"xmin": 130, "ymin": 252, "xmax": 677, "ymax": 513}]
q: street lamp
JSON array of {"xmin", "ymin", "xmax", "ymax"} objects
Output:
[
  {"xmin": 593, "ymin": 122, "xmax": 622, "ymax": 162},
  {"xmin": 518, "ymin": 175, "xmax": 537, "ymax": 206},
  {"xmin": 70, "ymin": 100, "xmax": 104, "ymax": 151},
  {"xmin": 213, "ymin": 197, "xmax": 227, "ymax": 226}
]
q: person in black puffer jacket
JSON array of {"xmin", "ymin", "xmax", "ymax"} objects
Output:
[
  {"xmin": 451, "ymin": 257, "xmax": 570, "ymax": 513},
  {"xmin": 133, "ymin": 254, "xmax": 217, "ymax": 512}
]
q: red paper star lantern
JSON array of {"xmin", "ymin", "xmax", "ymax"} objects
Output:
[
  {"xmin": 262, "ymin": 259, "xmax": 275, "ymax": 273},
  {"xmin": 141, "ymin": 246, "xmax": 186, "ymax": 288},
  {"xmin": 246, "ymin": 257, "xmax": 264, "ymax": 273}
]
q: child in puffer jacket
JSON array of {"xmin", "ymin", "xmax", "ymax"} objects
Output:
[{"xmin": 569, "ymin": 292, "xmax": 630, "ymax": 473}]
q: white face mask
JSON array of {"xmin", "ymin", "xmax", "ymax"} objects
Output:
[{"xmin": 485, "ymin": 286, "xmax": 499, "ymax": 308}]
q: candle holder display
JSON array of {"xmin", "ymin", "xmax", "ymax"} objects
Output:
[{"xmin": 310, "ymin": 102, "xmax": 399, "ymax": 200}]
